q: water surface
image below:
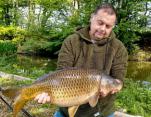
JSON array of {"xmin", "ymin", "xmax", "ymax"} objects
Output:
[
  {"xmin": 0, "ymin": 54, "xmax": 57, "ymax": 79},
  {"xmin": 126, "ymin": 61, "xmax": 151, "ymax": 82}
]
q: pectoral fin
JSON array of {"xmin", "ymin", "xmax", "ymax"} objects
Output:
[
  {"xmin": 68, "ymin": 105, "xmax": 79, "ymax": 117},
  {"xmin": 89, "ymin": 93, "xmax": 99, "ymax": 107}
]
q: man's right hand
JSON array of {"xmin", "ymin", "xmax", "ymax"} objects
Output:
[{"xmin": 34, "ymin": 92, "xmax": 50, "ymax": 104}]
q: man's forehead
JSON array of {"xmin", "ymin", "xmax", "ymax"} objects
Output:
[
  {"xmin": 100, "ymin": 8, "xmax": 116, "ymax": 15},
  {"xmin": 93, "ymin": 10, "xmax": 116, "ymax": 24},
  {"xmin": 95, "ymin": 9, "xmax": 116, "ymax": 18}
]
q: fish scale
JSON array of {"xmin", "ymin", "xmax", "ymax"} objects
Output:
[{"xmin": 1, "ymin": 68, "xmax": 123, "ymax": 117}]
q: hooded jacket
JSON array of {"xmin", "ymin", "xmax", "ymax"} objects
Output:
[{"xmin": 57, "ymin": 26, "xmax": 128, "ymax": 117}]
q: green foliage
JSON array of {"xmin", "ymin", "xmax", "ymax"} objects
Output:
[
  {"xmin": 0, "ymin": 0, "xmax": 151, "ymax": 55},
  {"xmin": 114, "ymin": 20, "xmax": 140, "ymax": 54},
  {"xmin": 0, "ymin": 26, "xmax": 26, "ymax": 44},
  {"xmin": 0, "ymin": 26, "xmax": 26, "ymax": 55},
  {"xmin": 19, "ymin": 32, "xmax": 63, "ymax": 56},
  {"xmin": 112, "ymin": 1, "xmax": 150, "ymax": 53},
  {"xmin": 0, "ymin": 40, "xmax": 17, "ymax": 55},
  {"xmin": 116, "ymin": 79, "xmax": 151, "ymax": 117}
]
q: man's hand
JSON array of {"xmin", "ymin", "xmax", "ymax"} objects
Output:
[{"xmin": 34, "ymin": 92, "xmax": 50, "ymax": 104}]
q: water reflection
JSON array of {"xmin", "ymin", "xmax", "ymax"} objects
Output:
[
  {"xmin": 126, "ymin": 61, "xmax": 151, "ymax": 82},
  {"xmin": 0, "ymin": 54, "xmax": 57, "ymax": 79}
]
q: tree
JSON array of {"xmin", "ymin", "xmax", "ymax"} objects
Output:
[{"xmin": 1, "ymin": 0, "xmax": 151, "ymax": 55}]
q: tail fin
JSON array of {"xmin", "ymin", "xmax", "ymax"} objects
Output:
[
  {"xmin": 12, "ymin": 87, "xmax": 36, "ymax": 117},
  {"xmin": 13, "ymin": 95, "xmax": 27, "ymax": 117},
  {"xmin": 1, "ymin": 87, "xmax": 20, "ymax": 100}
]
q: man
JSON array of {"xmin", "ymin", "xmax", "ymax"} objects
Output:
[{"xmin": 35, "ymin": 3, "xmax": 128, "ymax": 117}]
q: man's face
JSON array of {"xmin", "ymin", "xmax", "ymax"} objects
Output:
[{"xmin": 89, "ymin": 9, "xmax": 116, "ymax": 40}]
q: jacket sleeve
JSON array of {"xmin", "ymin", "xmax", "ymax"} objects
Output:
[
  {"xmin": 110, "ymin": 44, "xmax": 128, "ymax": 81},
  {"xmin": 57, "ymin": 36, "xmax": 75, "ymax": 70}
]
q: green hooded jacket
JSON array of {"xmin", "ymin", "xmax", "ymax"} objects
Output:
[{"xmin": 57, "ymin": 26, "xmax": 128, "ymax": 117}]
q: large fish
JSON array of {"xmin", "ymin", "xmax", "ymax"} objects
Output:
[{"xmin": 1, "ymin": 68, "xmax": 123, "ymax": 117}]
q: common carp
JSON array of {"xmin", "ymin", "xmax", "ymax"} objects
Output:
[{"xmin": 1, "ymin": 68, "xmax": 123, "ymax": 117}]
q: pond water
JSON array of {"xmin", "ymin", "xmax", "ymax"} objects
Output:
[
  {"xmin": 126, "ymin": 61, "xmax": 151, "ymax": 82},
  {"xmin": 0, "ymin": 54, "xmax": 57, "ymax": 79},
  {"xmin": 0, "ymin": 54, "xmax": 151, "ymax": 82}
]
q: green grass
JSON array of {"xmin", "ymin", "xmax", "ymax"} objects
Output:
[
  {"xmin": 0, "ymin": 77, "xmax": 32, "ymax": 87},
  {"xmin": 115, "ymin": 79, "xmax": 151, "ymax": 117}
]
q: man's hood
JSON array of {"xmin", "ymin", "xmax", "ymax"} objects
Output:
[{"xmin": 75, "ymin": 26, "xmax": 116, "ymax": 45}]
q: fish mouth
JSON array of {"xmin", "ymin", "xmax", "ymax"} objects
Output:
[{"xmin": 114, "ymin": 79, "xmax": 123, "ymax": 91}]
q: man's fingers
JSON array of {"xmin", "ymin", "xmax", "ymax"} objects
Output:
[
  {"xmin": 111, "ymin": 89, "xmax": 119, "ymax": 94},
  {"xmin": 115, "ymin": 79, "xmax": 121, "ymax": 83},
  {"xmin": 111, "ymin": 90, "xmax": 115, "ymax": 94},
  {"xmin": 34, "ymin": 92, "xmax": 50, "ymax": 103},
  {"xmin": 38, "ymin": 93, "xmax": 46, "ymax": 103},
  {"xmin": 34, "ymin": 94, "xmax": 41, "ymax": 101},
  {"xmin": 41, "ymin": 96, "xmax": 48, "ymax": 104},
  {"xmin": 46, "ymin": 96, "xmax": 50, "ymax": 102},
  {"xmin": 99, "ymin": 90, "xmax": 108, "ymax": 97}
]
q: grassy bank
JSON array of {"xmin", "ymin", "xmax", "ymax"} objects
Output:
[{"xmin": 115, "ymin": 79, "xmax": 151, "ymax": 117}]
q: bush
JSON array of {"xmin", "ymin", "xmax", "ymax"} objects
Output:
[
  {"xmin": 0, "ymin": 25, "xmax": 26, "ymax": 45},
  {"xmin": 0, "ymin": 26, "xmax": 26, "ymax": 55},
  {"xmin": 0, "ymin": 40, "xmax": 17, "ymax": 55},
  {"xmin": 18, "ymin": 25, "xmax": 72, "ymax": 56},
  {"xmin": 114, "ymin": 19, "xmax": 140, "ymax": 54}
]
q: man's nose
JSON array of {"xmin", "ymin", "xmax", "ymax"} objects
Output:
[{"xmin": 101, "ymin": 24, "xmax": 106, "ymax": 31}]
